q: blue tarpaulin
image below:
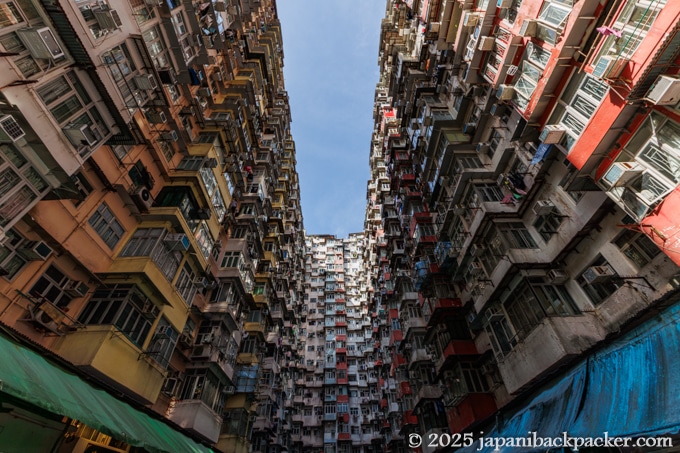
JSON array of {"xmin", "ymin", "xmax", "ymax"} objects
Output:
[
  {"xmin": 463, "ymin": 296, "xmax": 680, "ymax": 452},
  {"xmin": 530, "ymin": 143, "xmax": 552, "ymax": 166}
]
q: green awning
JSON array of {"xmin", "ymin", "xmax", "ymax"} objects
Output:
[{"xmin": 0, "ymin": 332, "xmax": 214, "ymax": 453}]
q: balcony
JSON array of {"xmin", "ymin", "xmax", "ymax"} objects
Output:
[
  {"xmin": 435, "ymin": 340, "xmax": 478, "ymax": 373},
  {"xmin": 498, "ymin": 314, "xmax": 604, "ymax": 394},
  {"xmin": 169, "ymin": 400, "xmax": 222, "ymax": 443},
  {"xmin": 427, "ymin": 298, "xmax": 464, "ymax": 327},
  {"xmin": 446, "ymin": 393, "xmax": 497, "ymax": 434},
  {"xmin": 414, "ymin": 384, "xmax": 443, "ymax": 409},
  {"xmin": 54, "ymin": 325, "xmax": 165, "ymax": 404}
]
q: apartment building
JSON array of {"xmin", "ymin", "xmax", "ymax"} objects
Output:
[
  {"xmin": 0, "ymin": 0, "xmax": 306, "ymax": 452},
  {"xmin": 286, "ymin": 233, "xmax": 387, "ymax": 453},
  {"xmin": 366, "ymin": 0, "xmax": 680, "ymax": 451}
]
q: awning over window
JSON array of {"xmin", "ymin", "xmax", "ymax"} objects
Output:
[
  {"xmin": 461, "ymin": 291, "xmax": 680, "ymax": 453},
  {"xmin": 0, "ymin": 332, "xmax": 214, "ymax": 453}
]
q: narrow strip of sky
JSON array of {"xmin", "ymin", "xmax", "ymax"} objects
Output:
[{"xmin": 277, "ymin": 1, "xmax": 386, "ymax": 237}]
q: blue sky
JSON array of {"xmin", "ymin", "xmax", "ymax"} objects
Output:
[{"xmin": 277, "ymin": 1, "xmax": 386, "ymax": 237}]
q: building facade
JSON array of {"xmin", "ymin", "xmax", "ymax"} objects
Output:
[
  {"xmin": 365, "ymin": 0, "xmax": 680, "ymax": 451},
  {"xmin": 0, "ymin": 0, "xmax": 306, "ymax": 452}
]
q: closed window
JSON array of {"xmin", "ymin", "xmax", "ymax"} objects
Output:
[
  {"xmin": 78, "ymin": 284, "xmax": 157, "ymax": 346},
  {"xmin": 88, "ymin": 203, "xmax": 124, "ymax": 249},
  {"xmin": 0, "ymin": 228, "xmax": 29, "ymax": 278}
]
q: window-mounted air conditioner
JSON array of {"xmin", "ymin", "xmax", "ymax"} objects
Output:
[
  {"xmin": 17, "ymin": 241, "xmax": 53, "ymax": 261},
  {"xmin": 63, "ymin": 124, "xmax": 98, "ymax": 147},
  {"xmin": 213, "ymin": 1, "xmax": 226, "ymax": 11},
  {"xmin": 539, "ymin": 124, "xmax": 567, "ymax": 144},
  {"xmin": 462, "ymin": 12, "xmax": 480, "ymax": 27},
  {"xmin": 592, "ymin": 56, "xmax": 628, "ymax": 79},
  {"xmin": 164, "ymin": 233, "xmax": 190, "ymax": 251},
  {"xmin": 0, "ymin": 115, "xmax": 25, "ymax": 142},
  {"xmin": 145, "ymin": 110, "xmax": 167, "ymax": 124},
  {"xmin": 602, "ymin": 161, "xmax": 644, "ymax": 187},
  {"xmin": 203, "ymin": 157, "xmax": 219, "ymax": 168},
  {"xmin": 63, "ymin": 280, "xmax": 88, "ymax": 298},
  {"xmin": 532, "ymin": 200, "xmax": 555, "ymax": 216},
  {"xmin": 477, "ymin": 36, "xmax": 496, "ymax": 51},
  {"xmin": 161, "ymin": 130, "xmax": 179, "ymax": 142},
  {"xmin": 582, "ymin": 264, "xmax": 616, "ymax": 284},
  {"xmin": 16, "ymin": 27, "xmax": 64, "ymax": 60},
  {"xmin": 469, "ymin": 244, "xmax": 485, "ymax": 256},
  {"xmin": 134, "ymin": 74, "xmax": 158, "ymax": 90},
  {"xmin": 476, "ymin": 142, "xmax": 490, "ymax": 153},
  {"xmin": 497, "ymin": 84, "xmax": 515, "ymax": 100},
  {"xmin": 490, "ymin": 103, "xmax": 508, "ymax": 117},
  {"xmin": 94, "ymin": 9, "xmax": 122, "ymax": 30},
  {"xmin": 547, "ymin": 268, "xmax": 569, "ymax": 284},
  {"xmin": 197, "ymin": 87, "xmax": 212, "ymax": 97},
  {"xmin": 519, "ymin": 20, "xmax": 537, "ymax": 37},
  {"xmin": 644, "ymin": 75, "xmax": 680, "ymax": 105},
  {"xmin": 154, "ymin": 324, "xmax": 174, "ymax": 339},
  {"xmin": 468, "ymin": 261, "xmax": 482, "ymax": 274}
]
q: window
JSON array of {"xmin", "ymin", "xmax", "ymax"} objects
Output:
[
  {"xmin": 0, "ymin": 144, "xmax": 49, "ymax": 227},
  {"xmin": 37, "ymin": 71, "xmax": 109, "ymax": 157},
  {"xmin": 497, "ymin": 222, "xmax": 537, "ymax": 249},
  {"xmin": 0, "ymin": 228, "xmax": 30, "ymax": 278},
  {"xmin": 548, "ymin": 73, "xmax": 608, "ymax": 150},
  {"xmin": 88, "ymin": 203, "xmax": 124, "ymax": 249},
  {"xmin": 175, "ymin": 262, "xmax": 197, "ymax": 304},
  {"xmin": 577, "ymin": 255, "xmax": 621, "ymax": 305},
  {"xmin": 613, "ymin": 228, "xmax": 660, "ymax": 268},
  {"xmin": 593, "ymin": 0, "xmax": 666, "ymax": 64},
  {"xmin": 78, "ymin": 284, "xmax": 158, "ymax": 346},
  {"xmin": 533, "ymin": 210, "xmax": 565, "ymax": 241},
  {"xmin": 512, "ymin": 61, "xmax": 542, "ymax": 108},
  {"xmin": 120, "ymin": 228, "xmax": 181, "ymax": 280},
  {"xmin": 194, "ymin": 222, "xmax": 213, "ymax": 260},
  {"xmin": 147, "ymin": 317, "xmax": 178, "ymax": 367},
  {"xmin": 142, "ymin": 25, "xmax": 168, "ymax": 68},
  {"xmin": 180, "ymin": 368, "xmax": 227, "ymax": 412},
  {"xmin": 71, "ymin": 172, "xmax": 93, "ymax": 205},
  {"xmin": 102, "ymin": 44, "xmax": 145, "ymax": 109}
]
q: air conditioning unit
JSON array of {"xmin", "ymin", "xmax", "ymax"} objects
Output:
[
  {"xmin": 532, "ymin": 200, "xmax": 555, "ymax": 216},
  {"xmin": 477, "ymin": 36, "xmax": 496, "ymax": 51},
  {"xmin": 161, "ymin": 130, "xmax": 179, "ymax": 142},
  {"xmin": 214, "ymin": 0, "xmax": 226, "ymax": 11},
  {"xmin": 403, "ymin": 343, "xmax": 412, "ymax": 349},
  {"xmin": 154, "ymin": 324, "xmax": 174, "ymax": 339},
  {"xmin": 602, "ymin": 161, "xmax": 644, "ymax": 187},
  {"xmin": 539, "ymin": 124, "xmax": 567, "ymax": 144},
  {"xmin": 470, "ymin": 244, "xmax": 485, "ymax": 256},
  {"xmin": 463, "ymin": 122, "xmax": 476, "ymax": 134},
  {"xmin": 547, "ymin": 268, "xmax": 569, "ymax": 284},
  {"xmin": 497, "ymin": 84, "xmax": 515, "ymax": 101},
  {"xmin": 592, "ymin": 56, "xmax": 628, "ymax": 79},
  {"xmin": 134, "ymin": 74, "xmax": 158, "ymax": 90},
  {"xmin": 0, "ymin": 115, "xmax": 26, "ymax": 142},
  {"xmin": 145, "ymin": 110, "xmax": 167, "ymax": 124},
  {"xmin": 194, "ymin": 277, "xmax": 209, "ymax": 288},
  {"xmin": 16, "ymin": 27, "xmax": 65, "ymax": 60},
  {"xmin": 164, "ymin": 233, "xmax": 190, "ymax": 251},
  {"xmin": 94, "ymin": 9, "xmax": 122, "ymax": 30},
  {"xmin": 18, "ymin": 241, "xmax": 53, "ymax": 261},
  {"xmin": 161, "ymin": 376, "xmax": 181, "ymax": 395},
  {"xmin": 192, "ymin": 344, "xmax": 211, "ymax": 359},
  {"xmin": 497, "ymin": 0, "xmax": 513, "ymax": 7},
  {"xmin": 506, "ymin": 64, "xmax": 519, "ymax": 76},
  {"xmin": 476, "ymin": 142, "xmax": 490, "ymax": 153},
  {"xmin": 462, "ymin": 12, "xmax": 479, "ymax": 27},
  {"xmin": 453, "ymin": 204, "xmax": 466, "ymax": 215},
  {"xmin": 204, "ymin": 157, "xmax": 219, "ymax": 168},
  {"xmin": 64, "ymin": 124, "xmax": 98, "ymax": 147},
  {"xmin": 496, "ymin": 173, "xmax": 506, "ymax": 186},
  {"xmin": 140, "ymin": 302, "xmax": 158, "ymax": 319},
  {"xmin": 132, "ymin": 186, "xmax": 154, "ymax": 210},
  {"xmin": 197, "ymin": 87, "xmax": 212, "ymax": 97},
  {"xmin": 582, "ymin": 264, "xmax": 616, "ymax": 284},
  {"xmin": 468, "ymin": 261, "xmax": 482, "ymax": 274},
  {"xmin": 64, "ymin": 280, "xmax": 89, "ymax": 298},
  {"xmin": 519, "ymin": 20, "xmax": 537, "ymax": 37},
  {"xmin": 644, "ymin": 75, "xmax": 680, "ymax": 105}
]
